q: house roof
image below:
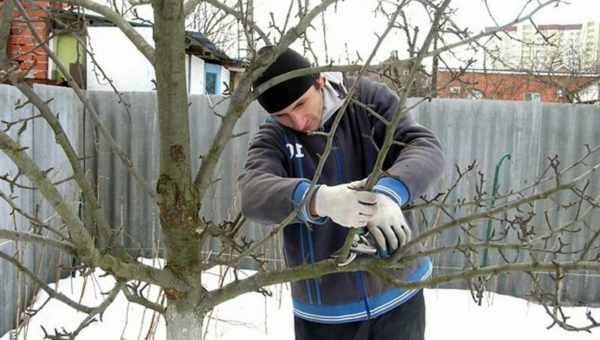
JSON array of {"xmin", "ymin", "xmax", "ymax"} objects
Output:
[
  {"xmin": 50, "ymin": 9, "xmax": 244, "ymax": 67},
  {"xmin": 185, "ymin": 31, "xmax": 242, "ymax": 66},
  {"xmin": 51, "ymin": 8, "xmax": 153, "ymax": 28}
]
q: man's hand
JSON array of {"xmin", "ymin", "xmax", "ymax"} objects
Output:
[
  {"xmin": 311, "ymin": 180, "xmax": 377, "ymax": 227},
  {"xmin": 366, "ymin": 193, "xmax": 411, "ymax": 256}
]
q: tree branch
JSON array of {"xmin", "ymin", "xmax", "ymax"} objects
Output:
[
  {"xmin": 416, "ymin": 0, "xmax": 561, "ymax": 63},
  {"xmin": 202, "ymin": 251, "xmax": 600, "ymax": 310},
  {"xmin": 0, "ymin": 189, "xmax": 67, "ymax": 239},
  {"xmin": 12, "ymin": 0, "xmax": 158, "ymax": 204},
  {"xmin": 0, "ymin": 250, "xmax": 95, "ymax": 313},
  {"xmin": 193, "ymin": 0, "xmax": 340, "ymax": 203},
  {"xmin": 0, "ymin": 130, "xmax": 187, "ymax": 290},
  {"xmin": 8, "ymin": 77, "xmax": 115, "ymax": 249},
  {"xmin": 0, "ymin": 129, "xmax": 95, "ymax": 253},
  {"xmin": 395, "ymin": 159, "xmax": 600, "ymax": 261},
  {"xmin": 220, "ymin": 2, "xmax": 407, "ymax": 268},
  {"xmin": 0, "ymin": 0, "xmax": 13, "ymax": 66},
  {"xmin": 0, "ymin": 229, "xmax": 75, "ymax": 254},
  {"xmin": 122, "ymin": 284, "xmax": 166, "ymax": 313},
  {"xmin": 184, "ymin": 0, "xmax": 271, "ymax": 45},
  {"xmin": 41, "ymin": 281, "xmax": 125, "ymax": 340},
  {"xmin": 252, "ymin": 0, "xmax": 562, "ymax": 102}
]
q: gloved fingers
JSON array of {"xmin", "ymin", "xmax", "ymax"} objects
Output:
[
  {"xmin": 401, "ymin": 223, "xmax": 412, "ymax": 244},
  {"xmin": 394, "ymin": 213, "xmax": 411, "ymax": 245},
  {"xmin": 381, "ymin": 224, "xmax": 400, "ymax": 252},
  {"xmin": 334, "ymin": 211, "xmax": 369, "ymax": 228},
  {"xmin": 367, "ymin": 224, "xmax": 388, "ymax": 255},
  {"xmin": 351, "ymin": 213, "xmax": 369, "ymax": 227},
  {"xmin": 354, "ymin": 190, "xmax": 378, "ymax": 205},
  {"xmin": 391, "ymin": 224, "xmax": 409, "ymax": 248},
  {"xmin": 334, "ymin": 218, "xmax": 363, "ymax": 228},
  {"xmin": 356, "ymin": 201, "xmax": 377, "ymax": 218}
]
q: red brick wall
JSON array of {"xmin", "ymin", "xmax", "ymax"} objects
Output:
[
  {"xmin": 437, "ymin": 71, "xmax": 596, "ymax": 103},
  {"xmin": 4, "ymin": 1, "xmax": 58, "ymax": 80}
]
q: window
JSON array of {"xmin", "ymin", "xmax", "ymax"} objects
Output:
[
  {"xmin": 205, "ymin": 72, "xmax": 218, "ymax": 94},
  {"xmin": 468, "ymin": 90, "xmax": 484, "ymax": 100},
  {"xmin": 525, "ymin": 92, "xmax": 541, "ymax": 102},
  {"xmin": 449, "ymin": 86, "xmax": 461, "ymax": 94}
]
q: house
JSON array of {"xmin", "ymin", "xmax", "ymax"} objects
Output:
[
  {"xmin": 4, "ymin": 3, "xmax": 244, "ymax": 94},
  {"xmin": 577, "ymin": 80, "xmax": 600, "ymax": 104},
  {"xmin": 4, "ymin": 0, "xmax": 58, "ymax": 82},
  {"xmin": 436, "ymin": 69, "xmax": 599, "ymax": 103},
  {"xmin": 346, "ymin": 51, "xmax": 431, "ymax": 97}
]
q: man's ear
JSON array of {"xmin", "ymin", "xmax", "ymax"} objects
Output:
[{"xmin": 314, "ymin": 75, "xmax": 326, "ymax": 90}]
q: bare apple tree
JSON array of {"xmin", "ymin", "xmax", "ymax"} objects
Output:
[{"xmin": 1, "ymin": 0, "xmax": 600, "ymax": 339}]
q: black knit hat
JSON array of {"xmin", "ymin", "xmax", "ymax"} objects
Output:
[{"xmin": 253, "ymin": 47, "xmax": 316, "ymax": 113}]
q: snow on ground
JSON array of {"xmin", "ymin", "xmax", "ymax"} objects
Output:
[{"xmin": 2, "ymin": 259, "xmax": 598, "ymax": 340}]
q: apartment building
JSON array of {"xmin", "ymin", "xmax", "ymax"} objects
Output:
[{"xmin": 485, "ymin": 21, "xmax": 600, "ymax": 72}]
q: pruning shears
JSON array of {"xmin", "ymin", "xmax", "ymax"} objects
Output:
[{"xmin": 337, "ymin": 230, "xmax": 378, "ymax": 267}]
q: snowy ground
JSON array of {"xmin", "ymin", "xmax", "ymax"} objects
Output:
[{"xmin": 2, "ymin": 260, "xmax": 598, "ymax": 340}]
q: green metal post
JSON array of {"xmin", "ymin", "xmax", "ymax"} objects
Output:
[{"xmin": 481, "ymin": 153, "xmax": 512, "ymax": 267}]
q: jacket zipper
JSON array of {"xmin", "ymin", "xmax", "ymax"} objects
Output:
[
  {"xmin": 293, "ymin": 134, "xmax": 322, "ymax": 305},
  {"xmin": 334, "ymin": 136, "xmax": 372, "ymax": 318}
]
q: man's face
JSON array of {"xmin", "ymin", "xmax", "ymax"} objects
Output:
[{"xmin": 270, "ymin": 77, "xmax": 325, "ymax": 133}]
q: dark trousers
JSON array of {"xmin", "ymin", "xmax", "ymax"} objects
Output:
[{"xmin": 294, "ymin": 290, "xmax": 426, "ymax": 340}]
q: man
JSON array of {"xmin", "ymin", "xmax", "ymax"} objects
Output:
[{"xmin": 238, "ymin": 47, "xmax": 444, "ymax": 340}]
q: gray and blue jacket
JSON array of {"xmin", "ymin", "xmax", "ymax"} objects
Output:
[{"xmin": 239, "ymin": 76, "xmax": 445, "ymax": 324}]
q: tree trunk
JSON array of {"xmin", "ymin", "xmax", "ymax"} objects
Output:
[
  {"xmin": 430, "ymin": 34, "xmax": 439, "ymax": 98},
  {"xmin": 153, "ymin": 0, "xmax": 201, "ymax": 272},
  {"xmin": 152, "ymin": 2, "xmax": 205, "ymax": 339},
  {"xmin": 165, "ymin": 303, "xmax": 205, "ymax": 340}
]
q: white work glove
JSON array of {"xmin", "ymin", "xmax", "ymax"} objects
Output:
[
  {"xmin": 366, "ymin": 193, "xmax": 411, "ymax": 256},
  {"xmin": 313, "ymin": 181, "xmax": 377, "ymax": 227}
]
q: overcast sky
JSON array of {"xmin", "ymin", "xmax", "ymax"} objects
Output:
[
  {"xmin": 250, "ymin": 0, "xmax": 600, "ymax": 65},
  {"xmin": 131, "ymin": 0, "xmax": 600, "ymax": 66}
]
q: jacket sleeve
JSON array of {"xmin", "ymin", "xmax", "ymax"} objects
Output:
[
  {"xmin": 357, "ymin": 78, "xmax": 445, "ymax": 207},
  {"xmin": 238, "ymin": 122, "xmax": 327, "ymax": 225}
]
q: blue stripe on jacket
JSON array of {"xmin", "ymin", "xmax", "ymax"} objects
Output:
[
  {"xmin": 290, "ymin": 134, "xmax": 323, "ymax": 305},
  {"xmin": 292, "ymin": 257, "xmax": 432, "ymax": 324},
  {"xmin": 286, "ymin": 129, "xmax": 425, "ymax": 323},
  {"xmin": 333, "ymin": 137, "xmax": 373, "ymax": 318},
  {"xmin": 291, "ymin": 180, "xmax": 328, "ymax": 225},
  {"xmin": 373, "ymin": 176, "xmax": 410, "ymax": 206}
]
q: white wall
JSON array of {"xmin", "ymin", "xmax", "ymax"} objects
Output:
[
  {"xmin": 87, "ymin": 27, "xmax": 156, "ymax": 92},
  {"xmin": 220, "ymin": 67, "xmax": 230, "ymax": 94},
  {"xmin": 579, "ymin": 82, "xmax": 600, "ymax": 103},
  {"xmin": 187, "ymin": 55, "xmax": 205, "ymax": 95},
  {"xmin": 87, "ymin": 26, "xmax": 230, "ymax": 94}
]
